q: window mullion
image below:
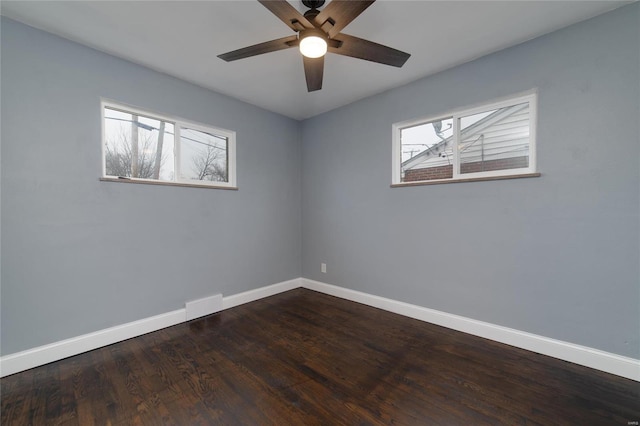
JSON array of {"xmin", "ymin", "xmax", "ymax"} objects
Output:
[
  {"xmin": 452, "ymin": 114, "xmax": 460, "ymax": 179},
  {"xmin": 175, "ymin": 124, "xmax": 181, "ymax": 183}
]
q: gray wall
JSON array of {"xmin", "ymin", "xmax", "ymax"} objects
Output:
[
  {"xmin": 2, "ymin": 4, "xmax": 639, "ymax": 360},
  {"xmin": 1, "ymin": 18, "xmax": 302, "ymax": 355},
  {"xmin": 301, "ymin": 4, "xmax": 639, "ymax": 358}
]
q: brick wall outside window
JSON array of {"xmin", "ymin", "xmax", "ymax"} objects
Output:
[{"xmin": 404, "ymin": 156, "xmax": 529, "ymax": 182}]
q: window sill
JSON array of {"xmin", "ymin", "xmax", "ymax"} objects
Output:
[
  {"xmin": 391, "ymin": 172, "xmax": 541, "ymax": 188},
  {"xmin": 100, "ymin": 177, "xmax": 238, "ymax": 190}
]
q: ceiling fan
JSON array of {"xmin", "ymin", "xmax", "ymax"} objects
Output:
[{"xmin": 218, "ymin": 0, "xmax": 411, "ymax": 92}]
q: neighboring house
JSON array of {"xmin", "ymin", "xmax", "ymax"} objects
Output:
[{"xmin": 402, "ymin": 103, "xmax": 530, "ymax": 181}]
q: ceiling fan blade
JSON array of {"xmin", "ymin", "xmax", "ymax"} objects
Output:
[
  {"xmin": 303, "ymin": 56, "xmax": 324, "ymax": 92},
  {"xmin": 258, "ymin": 0, "xmax": 314, "ymax": 31},
  {"xmin": 329, "ymin": 33, "xmax": 410, "ymax": 67},
  {"xmin": 218, "ymin": 35, "xmax": 298, "ymax": 62},
  {"xmin": 313, "ymin": 1, "xmax": 375, "ymax": 38}
]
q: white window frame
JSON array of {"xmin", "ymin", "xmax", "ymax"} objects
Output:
[
  {"xmin": 392, "ymin": 91, "xmax": 537, "ymax": 186},
  {"xmin": 101, "ymin": 100, "xmax": 237, "ymax": 189}
]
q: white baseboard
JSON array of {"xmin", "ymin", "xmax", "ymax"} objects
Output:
[
  {"xmin": 0, "ymin": 278, "xmax": 302, "ymax": 377},
  {"xmin": 301, "ymin": 278, "xmax": 640, "ymax": 382},
  {"xmin": 222, "ymin": 278, "xmax": 301, "ymax": 309},
  {"xmin": 3, "ymin": 277, "xmax": 638, "ymax": 382},
  {"xmin": 186, "ymin": 294, "xmax": 223, "ymax": 321},
  {"xmin": 0, "ymin": 309, "xmax": 187, "ymax": 378}
]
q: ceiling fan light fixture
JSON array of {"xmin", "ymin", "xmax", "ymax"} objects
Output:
[
  {"xmin": 299, "ymin": 31, "xmax": 327, "ymax": 58},
  {"xmin": 218, "ymin": 0, "xmax": 410, "ymax": 92}
]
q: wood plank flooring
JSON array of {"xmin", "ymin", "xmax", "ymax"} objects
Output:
[{"xmin": 2, "ymin": 288, "xmax": 639, "ymax": 425}]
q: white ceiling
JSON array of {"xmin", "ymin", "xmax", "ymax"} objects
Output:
[{"xmin": 1, "ymin": 1, "xmax": 630, "ymax": 120}]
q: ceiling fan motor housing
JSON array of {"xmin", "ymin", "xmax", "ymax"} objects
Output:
[{"xmin": 302, "ymin": 0, "xmax": 325, "ymax": 10}]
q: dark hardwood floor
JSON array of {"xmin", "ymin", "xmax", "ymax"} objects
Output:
[{"xmin": 2, "ymin": 288, "xmax": 639, "ymax": 425}]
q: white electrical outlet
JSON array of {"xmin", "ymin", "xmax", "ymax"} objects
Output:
[{"xmin": 321, "ymin": 263, "xmax": 327, "ymax": 273}]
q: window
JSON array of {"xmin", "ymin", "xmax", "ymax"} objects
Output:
[
  {"xmin": 392, "ymin": 92, "xmax": 537, "ymax": 185},
  {"xmin": 101, "ymin": 101, "xmax": 236, "ymax": 188}
]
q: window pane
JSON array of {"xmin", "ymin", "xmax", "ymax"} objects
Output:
[
  {"xmin": 401, "ymin": 117, "xmax": 453, "ymax": 182},
  {"xmin": 459, "ymin": 102, "xmax": 530, "ymax": 175},
  {"xmin": 104, "ymin": 107, "xmax": 175, "ymax": 180},
  {"xmin": 179, "ymin": 128, "xmax": 228, "ymax": 183}
]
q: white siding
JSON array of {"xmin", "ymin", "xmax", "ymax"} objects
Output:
[{"xmin": 403, "ymin": 104, "xmax": 530, "ymax": 172}]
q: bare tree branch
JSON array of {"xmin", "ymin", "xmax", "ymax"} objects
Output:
[
  {"xmin": 191, "ymin": 144, "xmax": 227, "ymax": 182},
  {"xmin": 105, "ymin": 124, "xmax": 165, "ymax": 179}
]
